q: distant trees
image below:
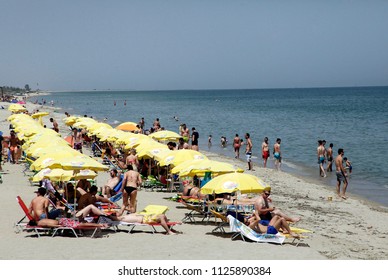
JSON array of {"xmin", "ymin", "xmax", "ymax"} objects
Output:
[{"xmin": 24, "ymin": 84, "xmax": 31, "ymax": 92}]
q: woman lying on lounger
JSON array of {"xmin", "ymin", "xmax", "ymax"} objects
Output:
[
  {"xmin": 29, "ymin": 218, "xmax": 109, "ymax": 229},
  {"xmin": 116, "ymin": 213, "xmax": 177, "ymax": 235}
]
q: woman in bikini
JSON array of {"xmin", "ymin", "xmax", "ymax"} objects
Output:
[
  {"xmin": 233, "ymin": 134, "xmax": 241, "ymax": 158},
  {"xmin": 125, "ymin": 148, "xmax": 139, "ymax": 171}
]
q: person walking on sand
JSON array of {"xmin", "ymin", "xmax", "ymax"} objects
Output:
[
  {"xmin": 335, "ymin": 148, "xmax": 348, "ymax": 199},
  {"xmin": 317, "ymin": 140, "xmax": 327, "ymax": 177},
  {"xmin": 261, "ymin": 137, "xmax": 270, "ymax": 168},
  {"xmin": 244, "ymin": 133, "xmax": 254, "ymax": 171},
  {"xmin": 233, "ymin": 134, "xmax": 241, "ymax": 158},
  {"xmin": 326, "ymin": 143, "xmax": 334, "ymax": 172},
  {"xmin": 273, "ymin": 138, "xmax": 282, "ymax": 171}
]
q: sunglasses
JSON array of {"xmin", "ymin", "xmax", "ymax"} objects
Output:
[{"xmin": 264, "ymin": 192, "xmax": 271, "ymax": 196}]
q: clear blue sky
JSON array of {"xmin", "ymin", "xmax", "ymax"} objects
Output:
[{"xmin": 1, "ymin": 0, "xmax": 388, "ymax": 91}]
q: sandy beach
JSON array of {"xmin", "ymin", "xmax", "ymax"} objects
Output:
[{"xmin": 0, "ymin": 100, "xmax": 388, "ymax": 261}]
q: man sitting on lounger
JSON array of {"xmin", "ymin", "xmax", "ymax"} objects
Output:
[
  {"xmin": 29, "ymin": 187, "xmax": 62, "ymax": 221},
  {"xmin": 116, "ymin": 213, "xmax": 177, "ymax": 235},
  {"xmin": 77, "ymin": 186, "xmax": 117, "ymax": 210},
  {"xmin": 248, "ymin": 215, "xmax": 300, "ymax": 239},
  {"xmin": 101, "ymin": 169, "xmax": 121, "ymax": 198}
]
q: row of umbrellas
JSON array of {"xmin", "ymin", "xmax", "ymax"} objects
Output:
[
  {"xmin": 8, "ymin": 113, "xmax": 109, "ymax": 183},
  {"xmin": 64, "ymin": 116, "xmax": 271, "ymax": 195}
]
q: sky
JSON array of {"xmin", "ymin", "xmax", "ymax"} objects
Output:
[{"xmin": 1, "ymin": 0, "xmax": 388, "ymax": 91}]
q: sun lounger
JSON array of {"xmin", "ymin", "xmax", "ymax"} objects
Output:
[
  {"xmin": 181, "ymin": 200, "xmax": 211, "ymax": 224},
  {"xmin": 209, "ymin": 209, "xmax": 229, "ymax": 233},
  {"xmin": 119, "ymin": 205, "xmax": 182, "ymax": 234},
  {"xmin": 14, "ymin": 196, "xmax": 52, "ymax": 237}
]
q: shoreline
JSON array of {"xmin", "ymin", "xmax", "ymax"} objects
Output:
[
  {"xmin": 21, "ymin": 94, "xmax": 388, "ymax": 210},
  {"xmin": 1, "ymin": 99, "xmax": 388, "ymax": 260}
]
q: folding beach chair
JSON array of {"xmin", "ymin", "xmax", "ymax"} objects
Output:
[
  {"xmin": 228, "ymin": 215, "xmax": 286, "ymax": 245},
  {"xmin": 209, "ymin": 209, "xmax": 229, "ymax": 233},
  {"xmin": 50, "ymin": 218, "xmax": 109, "ymax": 238},
  {"xmin": 14, "ymin": 196, "xmax": 52, "ymax": 237},
  {"xmin": 181, "ymin": 200, "xmax": 212, "ymax": 224}
]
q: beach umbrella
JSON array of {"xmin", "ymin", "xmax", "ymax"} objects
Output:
[
  {"xmin": 31, "ymin": 111, "xmax": 50, "ymax": 126},
  {"xmin": 157, "ymin": 149, "xmax": 208, "ymax": 167},
  {"xmin": 123, "ymin": 134, "xmax": 150, "ymax": 150},
  {"xmin": 149, "ymin": 130, "xmax": 181, "ymax": 142},
  {"xmin": 31, "ymin": 111, "xmax": 49, "ymax": 119},
  {"xmin": 63, "ymin": 116, "xmax": 78, "ymax": 126},
  {"xmin": 88, "ymin": 122, "xmax": 112, "ymax": 133},
  {"xmin": 27, "ymin": 145, "xmax": 79, "ymax": 159},
  {"xmin": 32, "ymin": 168, "xmax": 98, "ymax": 182},
  {"xmin": 116, "ymin": 121, "xmax": 139, "ymax": 132},
  {"xmin": 200, "ymin": 173, "xmax": 269, "ymax": 195},
  {"xmin": 172, "ymin": 159, "xmax": 243, "ymax": 177},
  {"xmin": 8, "ymin": 104, "xmax": 27, "ymax": 113},
  {"xmin": 30, "ymin": 153, "xmax": 108, "ymax": 172}
]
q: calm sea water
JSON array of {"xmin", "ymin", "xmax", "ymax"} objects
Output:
[{"xmin": 38, "ymin": 87, "xmax": 388, "ymax": 206}]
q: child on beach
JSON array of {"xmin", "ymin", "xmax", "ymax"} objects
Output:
[{"xmin": 343, "ymin": 157, "xmax": 352, "ymax": 174}]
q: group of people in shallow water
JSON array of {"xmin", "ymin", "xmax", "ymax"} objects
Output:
[{"xmin": 317, "ymin": 140, "xmax": 352, "ymax": 199}]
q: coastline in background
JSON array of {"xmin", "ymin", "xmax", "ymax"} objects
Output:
[{"xmin": 31, "ymin": 86, "xmax": 388, "ymax": 207}]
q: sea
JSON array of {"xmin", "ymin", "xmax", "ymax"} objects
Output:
[{"xmin": 35, "ymin": 86, "xmax": 388, "ymax": 207}]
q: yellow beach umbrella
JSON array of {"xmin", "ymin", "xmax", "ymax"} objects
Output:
[
  {"xmin": 89, "ymin": 122, "xmax": 112, "ymax": 131},
  {"xmin": 30, "ymin": 153, "xmax": 108, "ymax": 172},
  {"xmin": 31, "ymin": 111, "xmax": 49, "ymax": 119},
  {"xmin": 171, "ymin": 159, "xmax": 243, "ymax": 177},
  {"xmin": 137, "ymin": 146, "xmax": 171, "ymax": 160},
  {"xmin": 27, "ymin": 145, "xmax": 79, "ymax": 159},
  {"xmin": 123, "ymin": 134, "xmax": 151, "ymax": 150},
  {"xmin": 149, "ymin": 130, "xmax": 181, "ymax": 142},
  {"xmin": 63, "ymin": 116, "xmax": 78, "ymax": 126},
  {"xmin": 32, "ymin": 168, "xmax": 74, "ymax": 182},
  {"xmin": 200, "ymin": 173, "xmax": 269, "ymax": 195},
  {"xmin": 157, "ymin": 149, "xmax": 208, "ymax": 167},
  {"xmin": 8, "ymin": 104, "xmax": 27, "ymax": 113},
  {"xmin": 32, "ymin": 168, "xmax": 98, "ymax": 182}
]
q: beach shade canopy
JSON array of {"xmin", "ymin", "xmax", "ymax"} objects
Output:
[
  {"xmin": 87, "ymin": 122, "xmax": 113, "ymax": 134},
  {"xmin": 122, "ymin": 133, "xmax": 151, "ymax": 149},
  {"xmin": 30, "ymin": 153, "xmax": 108, "ymax": 172},
  {"xmin": 26, "ymin": 145, "xmax": 79, "ymax": 159},
  {"xmin": 136, "ymin": 140, "xmax": 171, "ymax": 159},
  {"xmin": 32, "ymin": 168, "xmax": 97, "ymax": 182},
  {"xmin": 157, "ymin": 149, "xmax": 208, "ymax": 167},
  {"xmin": 200, "ymin": 173, "xmax": 270, "ymax": 195},
  {"xmin": 72, "ymin": 117, "xmax": 97, "ymax": 129},
  {"xmin": 63, "ymin": 116, "xmax": 78, "ymax": 126},
  {"xmin": 172, "ymin": 159, "xmax": 243, "ymax": 177},
  {"xmin": 116, "ymin": 121, "xmax": 139, "ymax": 132},
  {"xmin": 31, "ymin": 111, "xmax": 49, "ymax": 119},
  {"xmin": 149, "ymin": 130, "xmax": 181, "ymax": 142},
  {"xmin": 8, "ymin": 104, "xmax": 27, "ymax": 113}
]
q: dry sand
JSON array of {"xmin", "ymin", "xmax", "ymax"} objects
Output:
[{"xmin": 0, "ymin": 100, "xmax": 387, "ymax": 260}]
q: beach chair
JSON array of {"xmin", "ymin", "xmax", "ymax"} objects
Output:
[
  {"xmin": 119, "ymin": 205, "xmax": 182, "ymax": 234},
  {"xmin": 181, "ymin": 199, "xmax": 211, "ymax": 224},
  {"xmin": 14, "ymin": 196, "xmax": 52, "ymax": 237},
  {"xmin": 209, "ymin": 209, "xmax": 229, "ymax": 233},
  {"xmin": 228, "ymin": 215, "xmax": 286, "ymax": 245},
  {"xmin": 142, "ymin": 175, "xmax": 167, "ymax": 192},
  {"xmin": 50, "ymin": 218, "xmax": 111, "ymax": 238}
]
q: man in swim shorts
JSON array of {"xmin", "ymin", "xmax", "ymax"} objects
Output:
[
  {"xmin": 335, "ymin": 148, "xmax": 348, "ymax": 199},
  {"xmin": 244, "ymin": 133, "xmax": 254, "ymax": 171},
  {"xmin": 29, "ymin": 187, "xmax": 62, "ymax": 221},
  {"xmin": 317, "ymin": 140, "xmax": 327, "ymax": 177},
  {"xmin": 273, "ymin": 138, "xmax": 282, "ymax": 171},
  {"xmin": 119, "ymin": 165, "xmax": 142, "ymax": 215},
  {"xmin": 261, "ymin": 137, "xmax": 270, "ymax": 168}
]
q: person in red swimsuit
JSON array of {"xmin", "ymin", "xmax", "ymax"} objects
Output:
[{"xmin": 261, "ymin": 137, "xmax": 270, "ymax": 168}]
